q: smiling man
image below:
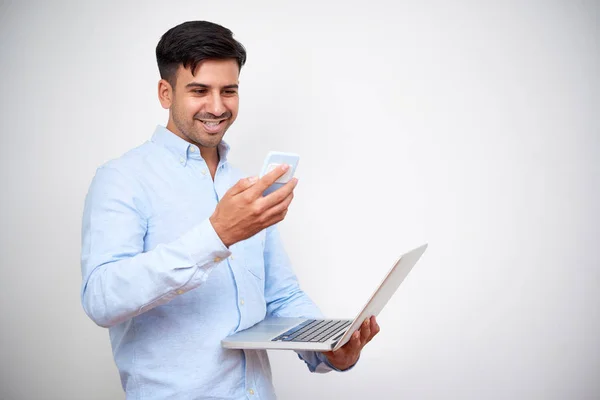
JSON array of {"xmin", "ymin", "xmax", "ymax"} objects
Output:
[{"xmin": 81, "ymin": 21, "xmax": 379, "ymax": 400}]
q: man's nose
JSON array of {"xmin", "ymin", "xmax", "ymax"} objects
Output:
[{"xmin": 206, "ymin": 93, "xmax": 226, "ymax": 117}]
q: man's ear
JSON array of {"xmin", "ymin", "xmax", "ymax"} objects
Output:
[{"xmin": 158, "ymin": 79, "xmax": 173, "ymax": 109}]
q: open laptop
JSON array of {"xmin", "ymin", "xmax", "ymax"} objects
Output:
[{"xmin": 221, "ymin": 244, "xmax": 428, "ymax": 352}]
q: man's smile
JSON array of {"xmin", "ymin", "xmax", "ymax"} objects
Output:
[{"xmin": 198, "ymin": 118, "xmax": 227, "ymax": 133}]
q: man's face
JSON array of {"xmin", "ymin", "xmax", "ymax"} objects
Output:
[{"xmin": 166, "ymin": 59, "xmax": 239, "ymax": 148}]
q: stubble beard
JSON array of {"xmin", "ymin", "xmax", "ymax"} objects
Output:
[{"xmin": 172, "ymin": 111, "xmax": 227, "ymax": 149}]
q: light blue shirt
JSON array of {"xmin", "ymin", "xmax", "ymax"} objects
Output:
[{"xmin": 81, "ymin": 126, "xmax": 340, "ymax": 400}]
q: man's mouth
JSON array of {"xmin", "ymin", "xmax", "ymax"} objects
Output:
[{"xmin": 198, "ymin": 119, "xmax": 226, "ymax": 133}]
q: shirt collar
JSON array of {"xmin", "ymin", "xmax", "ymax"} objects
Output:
[{"xmin": 151, "ymin": 125, "xmax": 230, "ymax": 166}]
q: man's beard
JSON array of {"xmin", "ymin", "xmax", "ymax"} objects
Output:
[{"xmin": 172, "ymin": 110, "xmax": 232, "ymax": 148}]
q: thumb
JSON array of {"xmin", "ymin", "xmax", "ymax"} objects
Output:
[{"xmin": 228, "ymin": 176, "xmax": 258, "ymax": 196}]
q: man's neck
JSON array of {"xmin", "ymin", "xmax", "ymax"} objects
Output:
[
  {"xmin": 200, "ymin": 146, "xmax": 219, "ymax": 180},
  {"xmin": 165, "ymin": 122, "xmax": 220, "ymax": 180}
]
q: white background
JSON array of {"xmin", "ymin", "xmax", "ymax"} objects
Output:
[{"xmin": 0, "ymin": 1, "xmax": 598, "ymax": 399}]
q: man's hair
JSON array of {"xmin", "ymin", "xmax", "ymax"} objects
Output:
[{"xmin": 156, "ymin": 21, "xmax": 247, "ymax": 88}]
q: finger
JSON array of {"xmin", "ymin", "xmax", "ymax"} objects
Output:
[
  {"xmin": 330, "ymin": 331, "xmax": 360, "ymax": 361},
  {"xmin": 351, "ymin": 330, "xmax": 362, "ymax": 349},
  {"xmin": 228, "ymin": 176, "xmax": 258, "ymax": 196},
  {"xmin": 262, "ymin": 207, "xmax": 289, "ymax": 230},
  {"xmin": 370, "ymin": 316, "xmax": 380, "ymax": 338},
  {"xmin": 360, "ymin": 318, "xmax": 371, "ymax": 345},
  {"xmin": 259, "ymin": 177, "xmax": 298, "ymax": 209},
  {"xmin": 249, "ymin": 164, "xmax": 290, "ymax": 196},
  {"xmin": 262, "ymin": 192, "xmax": 294, "ymax": 223},
  {"xmin": 343, "ymin": 330, "xmax": 361, "ymax": 351}
]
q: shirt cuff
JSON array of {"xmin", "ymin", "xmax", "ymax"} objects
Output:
[
  {"xmin": 177, "ymin": 218, "xmax": 231, "ymax": 268},
  {"xmin": 316, "ymin": 351, "xmax": 360, "ymax": 373}
]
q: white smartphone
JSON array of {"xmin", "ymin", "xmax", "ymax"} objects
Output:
[{"xmin": 259, "ymin": 151, "xmax": 300, "ymax": 196}]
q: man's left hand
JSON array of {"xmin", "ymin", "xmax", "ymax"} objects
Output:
[{"xmin": 321, "ymin": 316, "xmax": 380, "ymax": 371}]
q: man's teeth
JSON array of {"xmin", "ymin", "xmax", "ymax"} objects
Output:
[{"xmin": 202, "ymin": 120, "xmax": 221, "ymax": 126}]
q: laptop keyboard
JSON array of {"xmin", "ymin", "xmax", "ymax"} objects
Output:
[{"xmin": 271, "ymin": 319, "xmax": 352, "ymax": 343}]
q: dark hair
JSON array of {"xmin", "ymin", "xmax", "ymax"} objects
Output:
[{"xmin": 156, "ymin": 21, "xmax": 247, "ymax": 88}]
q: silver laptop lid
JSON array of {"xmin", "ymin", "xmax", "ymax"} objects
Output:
[{"xmin": 332, "ymin": 244, "xmax": 428, "ymax": 351}]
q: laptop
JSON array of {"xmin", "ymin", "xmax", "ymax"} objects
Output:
[{"xmin": 221, "ymin": 244, "xmax": 428, "ymax": 352}]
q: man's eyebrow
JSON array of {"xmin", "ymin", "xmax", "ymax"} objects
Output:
[
  {"xmin": 185, "ymin": 83, "xmax": 209, "ymax": 89},
  {"xmin": 185, "ymin": 83, "xmax": 239, "ymax": 89}
]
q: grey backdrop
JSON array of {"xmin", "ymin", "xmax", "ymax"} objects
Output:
[{"xmin": 0, "ymin": 1, "xmax": 598, "ymax": 399}]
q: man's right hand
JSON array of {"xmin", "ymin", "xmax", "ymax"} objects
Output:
[{"xmin": 209, "ymin": 164, "xmax": 298, "ymax": 247}]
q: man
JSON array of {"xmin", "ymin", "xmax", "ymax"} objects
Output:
[{"xmin": 81, "ymin": 20, "xmax": 379, "ymax": 399}]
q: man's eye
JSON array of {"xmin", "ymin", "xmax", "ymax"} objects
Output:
[
  {"xmin": 193, "ymin": 89, "xmax": 207, "ymax": 94},
  {"xmin": 224, "ymin": 90, "xmax": 237, "ymax": 95}
]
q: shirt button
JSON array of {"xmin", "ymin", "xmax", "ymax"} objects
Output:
[
  {"xmin": 176, "ymin": 289, "xmax": 184, "ymax": 295},
  {"xmin": 189, "ymin": 146, "xmax": 195, "ymax": 152},
  {"xmin": 214, "ymin": 257, "xmax": 222, "ymax": 263},
  {"xmin": 201, "ymin": 169, "xmax": 207, "ymax": 175},
  {"xmin": 248, "ymin": 389, "xmax": 254, "ymax": 395},
  {"xmin": 230, "ymin": 255, "xmax": 234, "ymax": 260},
  {"xmin": 240, "ymin": 298, "xmax": 245, "ymax": 306},
  {"xmin": 179, "ymin": 157, "xmax": 185, "ymax": 164}
]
